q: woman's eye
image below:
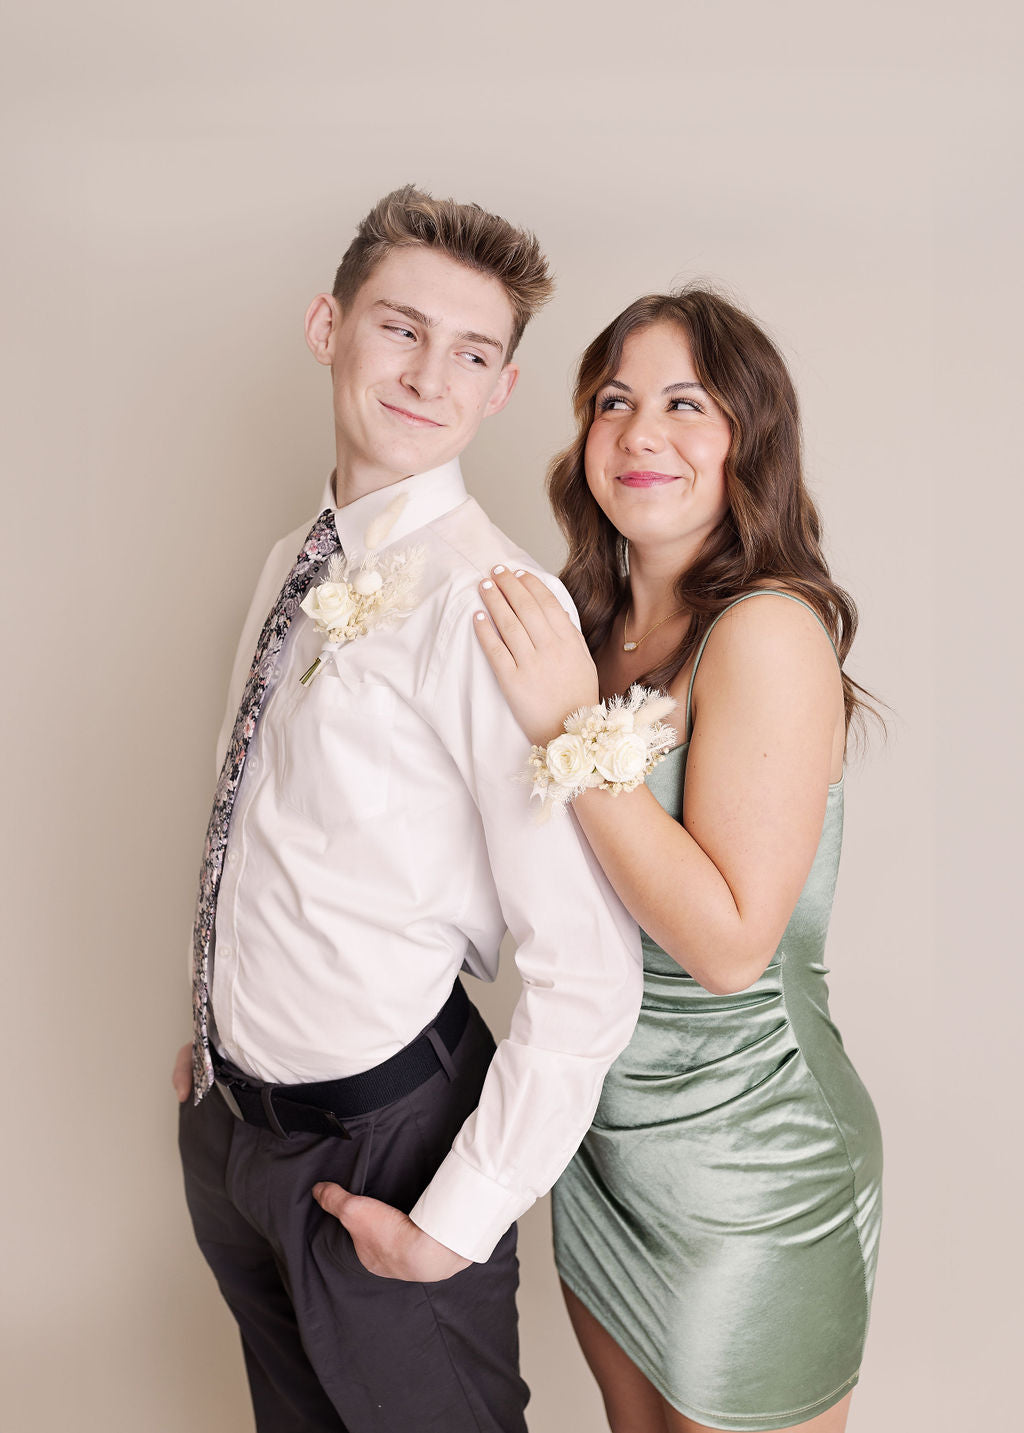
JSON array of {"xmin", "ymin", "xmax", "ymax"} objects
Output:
[
  {"xmin": 669, "ymin": 397, "xmax": 701, "ymax": 412},
  {"xmin": 598, "ymin": 396, "xmax": 629, "ymax": 412}
]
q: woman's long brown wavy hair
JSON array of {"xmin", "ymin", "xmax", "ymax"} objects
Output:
[{"xmin": 548, "ymin": 286, "xmax": 874, "ymax": 735}]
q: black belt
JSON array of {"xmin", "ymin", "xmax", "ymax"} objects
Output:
[{"xmin": 213, "ymin": 981, "xmax": 470, "ymax": 1137}]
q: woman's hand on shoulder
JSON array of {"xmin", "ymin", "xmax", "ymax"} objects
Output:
[{"xmin": 473, "ymin": 567, "xmax": 599, "ymax": 747}]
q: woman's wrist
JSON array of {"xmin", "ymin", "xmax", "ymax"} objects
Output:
[{"xmin": 523, "ymin": 685, "xmax": 677, "ymax": 821}]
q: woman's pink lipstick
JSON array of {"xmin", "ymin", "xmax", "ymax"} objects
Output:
[{"xmin": 617, "ymin": 471, "xmax": 679, "ymax": 488}]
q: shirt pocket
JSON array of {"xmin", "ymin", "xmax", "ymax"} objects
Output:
[{"xmin": 280, "ymin": 664, "xmax": 396, "ymax": 830}]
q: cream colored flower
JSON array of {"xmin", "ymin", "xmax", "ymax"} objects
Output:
[
  {"xmin": 545, "ymin": 733, "xmax": 590, "ymax": 788},
  {"xmin": 301, "ymin": 581, "xmax": 355, "ymax": 631},
  {"xmin": 602, "ymin": 708, "xmax": 636, "ymax": 734},
  {"xmin": 352, "ymin": 568, "xmax": 384, "ymax": 596},
  {"xmin": 594, "ymin": 731, "xmax": 648, "ymax": 784}
]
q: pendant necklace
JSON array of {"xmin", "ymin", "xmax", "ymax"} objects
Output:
[{"xmin": 622, "ymin": 606, "xmax": 685, "ymax": 653}]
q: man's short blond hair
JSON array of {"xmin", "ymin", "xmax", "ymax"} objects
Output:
[{"xmin": 332, "ymin": 185, "xmax": 554, "ymax": 360}]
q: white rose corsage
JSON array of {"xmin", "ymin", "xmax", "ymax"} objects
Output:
[
  {"xmin": 298, "ymin": 494, "xmax": 425, "ymax": 686},
  {"xmin": 524, "ymin": 685, "xmax": 678, "ymax": 820}
]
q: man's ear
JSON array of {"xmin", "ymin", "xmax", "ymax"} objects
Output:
[
  {"xmin": 304, "ymin": 294, "xmax": 341, "ymax": 367},
  {"xmin": 483, "ymin": 363, "xmax": 520, "ymax": 418}
]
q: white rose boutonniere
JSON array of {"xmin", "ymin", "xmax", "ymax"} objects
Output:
[
  {"xmin": 300, "ymin": 581, "xmax": 356, "ymax": 633},
  {"xmin": 298, "ymin": 494, "xmax": 426, "ymax": 686},
  {"xmin": 524, "ymin": 685, "xmax": 677, "ymax": 820}
]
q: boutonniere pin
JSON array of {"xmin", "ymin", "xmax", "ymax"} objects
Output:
[{"xmin": 298, "ymin": 493, "xmax": 425, "ymax": 686}]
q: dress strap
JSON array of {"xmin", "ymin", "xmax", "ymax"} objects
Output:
[{"xmin": 684, "ymin": 591, "xmax": 839, "ymax": 741}]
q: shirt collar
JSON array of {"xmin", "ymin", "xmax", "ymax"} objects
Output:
[{"xmin": 320, "ymin": 459, "xmax": 468, "ymax": 563}]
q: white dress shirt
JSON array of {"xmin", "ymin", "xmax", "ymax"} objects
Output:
[{"xmin": 209, "ymin": 459, "xmax": 642, "ymax": 1261}]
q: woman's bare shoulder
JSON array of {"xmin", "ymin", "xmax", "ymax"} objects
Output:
[{"xmin": 693, "ymin": 591, "xmax": 840, "ymax": 708}]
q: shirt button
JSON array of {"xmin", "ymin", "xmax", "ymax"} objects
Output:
[
  {"xmin": 248, "ymin": 759, "xmax": 259, "ymax": 774},
  {"xmin": 219, "ymin": 944, "xmax": 232, "ymax": 959},
  {"xmin": 227, "ymin": 850, "xmax": 239, "ymax": 865}
]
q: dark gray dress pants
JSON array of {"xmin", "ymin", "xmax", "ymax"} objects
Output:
[{"xmin": 179, "ymin": 1005, "xmax": 529, "ymax": 1433}]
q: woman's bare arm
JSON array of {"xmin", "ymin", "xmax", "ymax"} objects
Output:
[{"xmin": 475, "ymin": 571, "xmax": 843, "ymax": 994}]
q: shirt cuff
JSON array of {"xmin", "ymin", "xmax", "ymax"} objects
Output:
[{"xmin": 408, "ymin": 1150, "xmax": 534, "ymax": 1263}]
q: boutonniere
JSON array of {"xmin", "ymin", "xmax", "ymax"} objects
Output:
[{"xmin": 298, "ymin": 493, "xmax": 425, "ymax": 686}]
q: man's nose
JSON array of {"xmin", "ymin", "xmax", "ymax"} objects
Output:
[{"xmin": 401, "ymin": 347, "xmax": 446, "ymax": 402}]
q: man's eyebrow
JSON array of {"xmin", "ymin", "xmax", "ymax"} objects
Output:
[
  {"xmin": 604, "ymin": 379, "xmax": 707, "ymax": 394},
  {"xmin": 375, "ymin": 301, "xmax": 504, "ymax": 355},
  {"xmin": 375, "ymin": 300, "xmax": 435, "ymax": 328},
  {"xmin": 457, "ymin": 328, "xmax": 505, "ymax": 354}
]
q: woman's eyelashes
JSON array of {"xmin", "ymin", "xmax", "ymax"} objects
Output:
[{"xmin": 596, "ymin": 394, "xmax": 704, "ymax": 414}]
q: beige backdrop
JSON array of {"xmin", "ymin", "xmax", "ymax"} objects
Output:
[{"xmin": 2, "ymin": 3, "xmax": 1020, "ymax": 1429}]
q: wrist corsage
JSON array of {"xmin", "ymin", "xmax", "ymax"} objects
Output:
[{"xmin": 524, "ymin": 685, "xmax": 678, "ymax": 820}]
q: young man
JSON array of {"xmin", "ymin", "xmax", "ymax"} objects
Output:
[{"xmin": 175, "ymin": 186, "xmax": 641, "ymax": 1433}]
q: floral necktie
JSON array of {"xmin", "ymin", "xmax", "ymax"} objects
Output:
[{"xmin": 190, "ymin": 509, "xmax": 340, "ymax": 1100}]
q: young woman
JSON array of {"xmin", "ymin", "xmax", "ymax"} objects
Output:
[{"xmin": 473, "ymin": 289, "xmax": 882, "ymax": 1433}]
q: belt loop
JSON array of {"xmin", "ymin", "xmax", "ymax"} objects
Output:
[
  {"xmin": 260, "ymin": 1085, "xmax": 288, "ymax": 1138},
  {"xmin": 424, "ymin": 1025, "xmax": 457, "ymax": 1082}
]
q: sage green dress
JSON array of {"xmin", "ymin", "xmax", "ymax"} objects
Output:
[{"xmin": 553, "ymin": 593, "xmax": 882, "ymax": 1431}]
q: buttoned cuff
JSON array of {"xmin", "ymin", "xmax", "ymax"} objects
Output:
[{"xmin": 408, "ymin": 1150, "xmax": 535, "ymax": 1263}]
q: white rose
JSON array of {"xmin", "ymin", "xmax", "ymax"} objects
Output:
[
  {"xmin": 352, "ymin": 568, "xmax": 384, "ymax": 596},
  {"xmin": 594, "ymin": 731, "xmax": 648, "ymax": 784},
  {"xmin": 301, "ymin": 581, "xmax": 355, "ymax": 630},
  {"xmin": 544, "ymin": 733, "xmax": 590, "ymax": 788}
]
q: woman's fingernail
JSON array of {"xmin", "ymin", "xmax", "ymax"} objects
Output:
[
  {"xmin": 474, "ymin": 611, "xmax": 487, "ymax": 621},
  {"xmin": 514, "ymin": 569, "xmax": 526, "ymax": 578},
  {"xmin": 492, "ymin": 565, "xmax": 506, "ymax": 574},
  {"xmin": 481, "ymin": 580, "xmax": 494, "ymax": 590}
]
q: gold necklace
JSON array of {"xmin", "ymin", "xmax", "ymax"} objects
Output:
[{"xmin": 622, "ymin": 606, "xmax": 685, "ymax": 653}]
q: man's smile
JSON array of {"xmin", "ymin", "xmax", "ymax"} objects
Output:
[{"xmin": 379, "ymin": 399, "xmax": 444, "ymax": 428}]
